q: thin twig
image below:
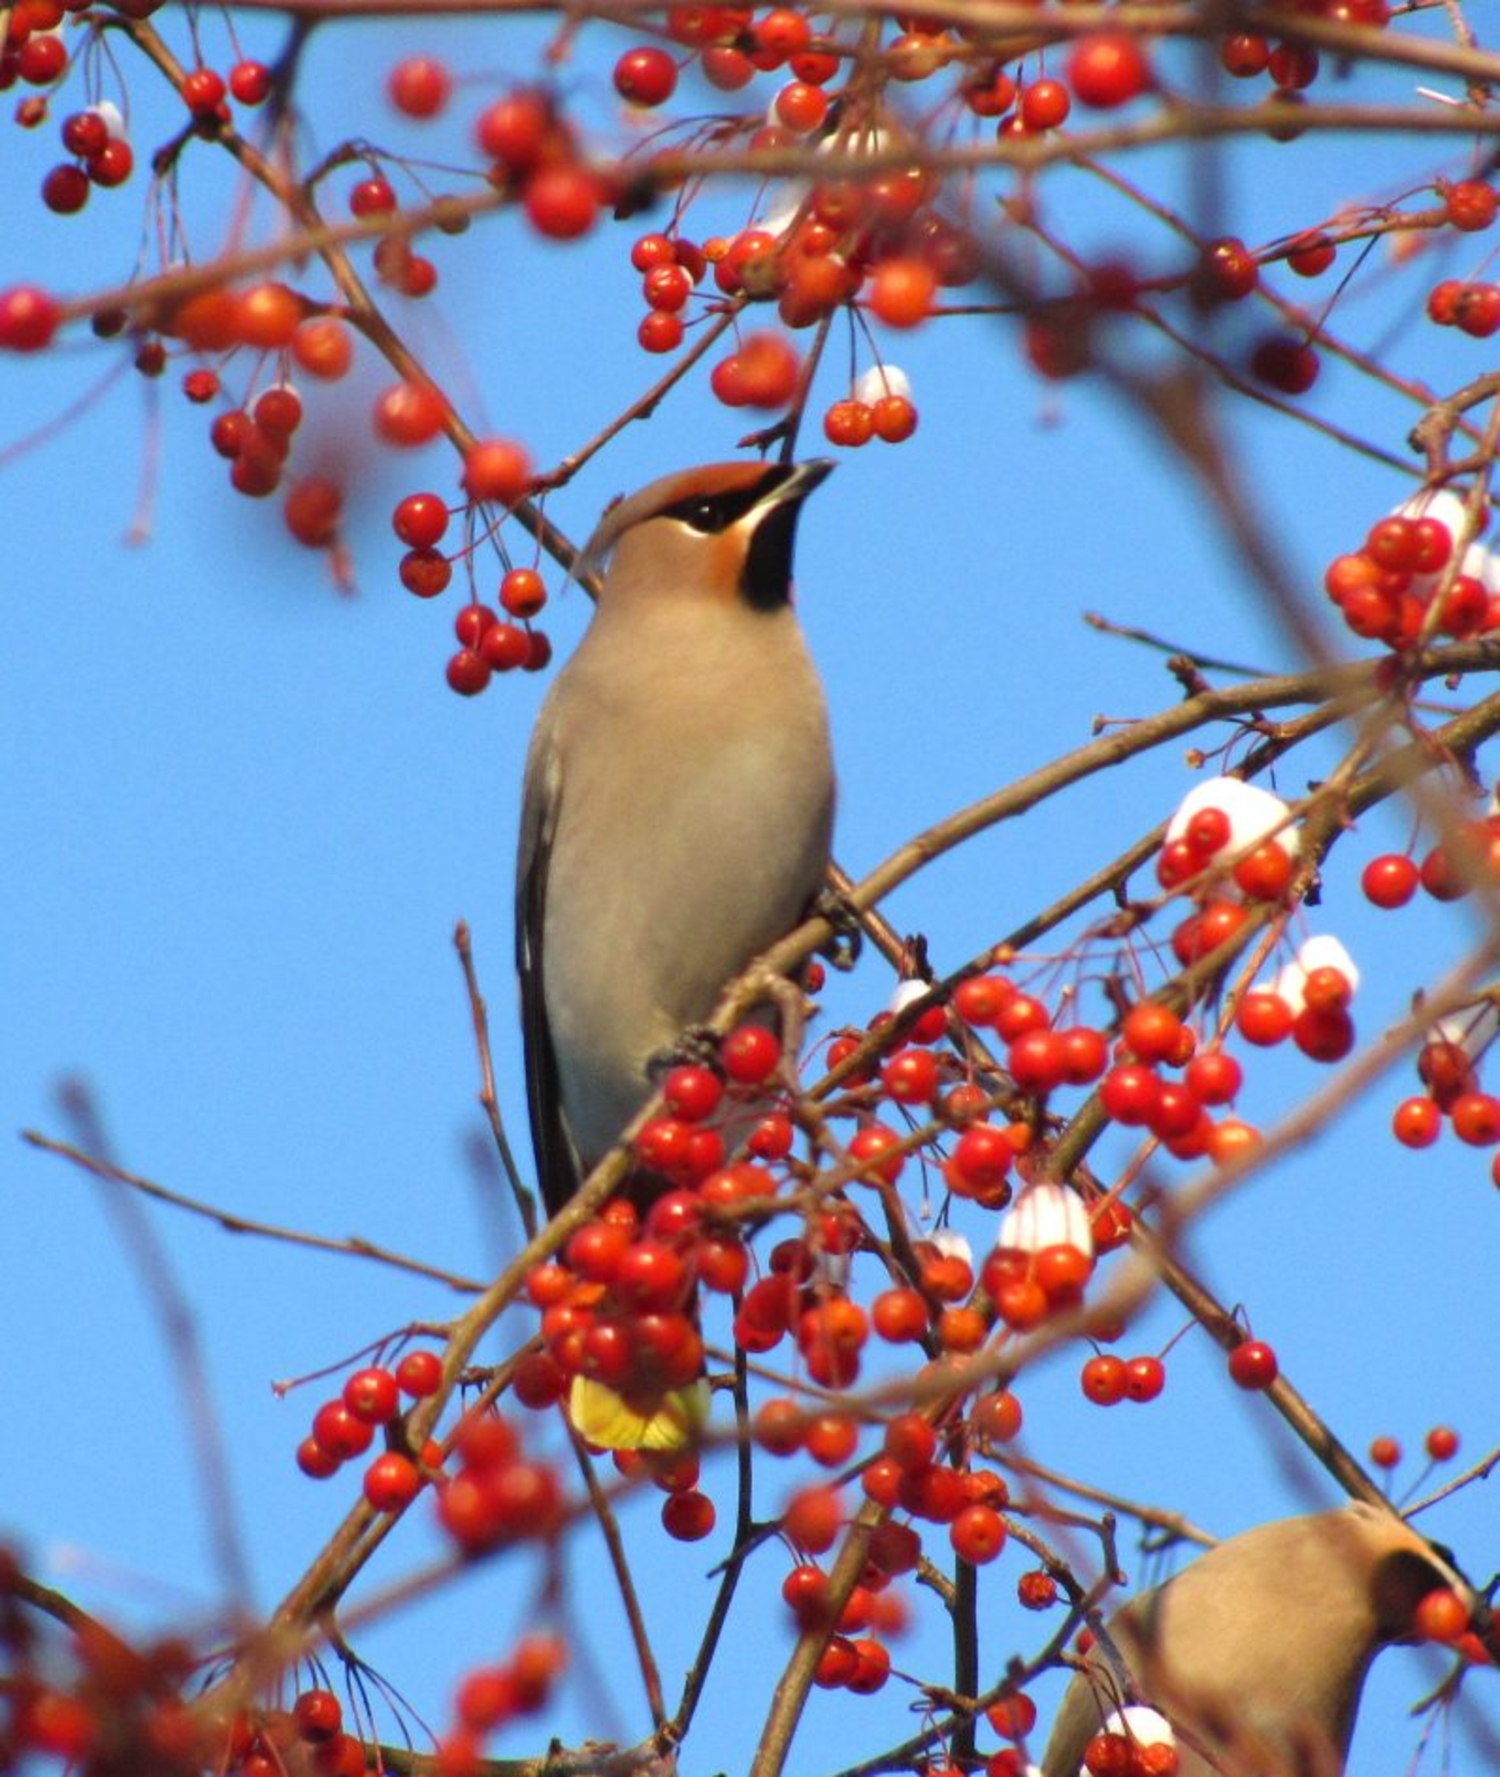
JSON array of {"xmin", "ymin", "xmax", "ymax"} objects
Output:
[
  {"xmin": 455, "ymin": 920, "xmax": 536, "ymax": 1242},
  {"xmin": 22, "ymin": 1131, "xmax": 486, "ymax": 1293}
]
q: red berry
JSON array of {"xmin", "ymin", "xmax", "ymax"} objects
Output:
[
  {"xmin": 638, "ymin": 310, "xmax": 685, "ymax": 353},
  {"xmin": 0, "ymin": 285, "xmax": 61, "ymax": 352},
  {"xmin": 1286, "ymin": 231, "xmax": 1335, "ymax": 278},
  {"xmin": 463, "ymin": 437, "xmax": 533, "ymax": 504},
  {"xmin": 986, "ymin": 1692, "xmax": 1037, "ymax": 1741},
  {"xmin": 344, "ymin": 1366, "xmax": 400, "ymax": 1424},
  {"xmin": 374, "ymin": 379, "xmax": 447, "ymax": 446},
  {"xmin": 1268, "ymin": 42, "xmax": 1318, "ymax": 90},
  {"xmin": 1392, "ymin": 1096, "xmax": 1440, "ymax": 1148},
  {"xmin": 662, "ymin": 1063, "xmax": 723, "ymax": 1121},
  {"xmin": 181, "ymin": 67, "xmax": 227, "ymax": 116},
  {"xmin": 1185, "ymin": 1049, "xmax": 1241, "ymax": 1105},
  {"xmin": 824, "ymin": 399, "xmax": 873, "ymax": 448},
  {"xmin": 845, "ymin": 1638, "xmax": 890, "ymax": 1694},
  {"xmin": 775, "ymin": 79, "xmax": 828, "ymax": 132},
  {"xmin": 313, "ymin": 1400, "xmax": 375, "ymax": 1460},
  {"xmin": 18, "ymin": 32, "xmax": 67, "ymax": 84},
  {"xmin": 662, "ymin": 1488, "xmax": 716, "ymax": 1541},
  {"xmin": 1196, "ymin": 236, "xmax": 1258, "ymax": 304},
  {"xmin": 254, "ymin": 385, "xmax": 303, "ymax": 436},
  {"xmin": 293, "ymin": 1689, "xmax": 343, "ymax": 1744},
  {"xmin": 950, "ymin": 1503, "xmax": 1007, "ymax": 1564},
  {"xmin": 1081, "ymin": 1354, "xmax": 1127, "ymax": 1406},
  {"xmin": 1426, "ymin": 1424, "xmax": 1460, "ymax": 1461},
  {"xmin": 524, "ymin": 163, "xmax": 601, "ymax": 240},
  {"xmin": 1413, "ymin": 1587, "xmax": 1469, "ymax": 1642},
  {"xmin": 1019, "ymin": 78, "xmax": 1070, "ymax": 131},
  {"xmin": 446, "ymin": 649, "xmax": 492, "ymax": 697},
  {"xmin": 1362, "ymin": 852, "xmax": 1419, "ymax": 909},
  {"xmin": 230, "ymin": 60, "xmax": 272, "ymax": 105},
  {"xmin": 870, "ymin": 256, "xmax": 936, "ymax": 328},
  {"xmin": 388, "ymin": 54, "xmax": 452, "ymax": 119},
  {"xmin": 482, "ymin": 622, "xmax": 532, "ymax": 671},
  {"xmin": 871, "ymin": 394, "xmax": 918, "ymax": 443},
  {"xmin": 397, "ymin": 1349, "xmax": 443, "ymax": 1396},
  {"xmin": 1250, "ymin": 333, "xmax": 1320, "ymax": 394},
  {"xmin": 363, "ymin": 1452, "xmax": 422, "ymax": 1512},
  {"xmin": 61, "ymin": 110, "xmax": 109, "ymax": 157},
  {"xmin": 1445, "ymin": 180, "xmax": 1498, "ymax": 233},
  {"xmin": 392, "ymin": 491, "xmax": 450, "ymax": 548},
  {"xmin": 1228, "ymin": 1338, "xmax": 1279, "ymax": 1390},
  {"xmin": 1450, "ymin": 1091, "xmax": 1500, "ymax": 1146},
  {"xmin": 86, "ymin": 139, "xmax": 134, "ymax": 187},
  {"xmin": 1221, "ymin": 32, "xmax": 1270, "ymax": 76},
  {"xmin": 297, "ymin": 1436, "xmax": 341, "ymax": 1479},
  {"xmin": 614, "ymin": 45, "xmax": 678, "ymax": 106},
  {"xmin": 1123, "ymin": 1355, "xmax": 1166, "ymax": 1402},
  {"xmin": 350, "ymin": 175, "xmax": 397, "ymax": 217},
  {"xmin": 500, "ymin": 566, "xmax": 547, "ymax": 617},
  {"xmin": 1067, "ymin": 31, "xmax": 1151, "ymax": 108},
  {"xmin": 721, "ymin": 1023, "xmax": 780, "ymax": 1083},
  {"xmin": 1236, "ymin": 991, "xmax": 1292, "ymax": 1047},
  {"xmin": 756, "ymin": 7, "xmax": 813, "ymax": 57},
  {"xmin": 41, "ymin": 163, "xmax": 89, "ymax": 213},
  {"xmin": 292, "ymin": 317, "xmax": 354, "ymax": 379},
  {"xmin": 400, "ymin": 548, "xmax": 452, "ymax": 598}
]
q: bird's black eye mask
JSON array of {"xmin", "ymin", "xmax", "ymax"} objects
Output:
[{"xmin": 663, "ymin": 476, "xmax": 789, "ymax": 535}]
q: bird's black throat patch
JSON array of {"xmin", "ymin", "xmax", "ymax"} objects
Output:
[{"xmin": 742, "ymin": 498, "xmax": 801, "ymax": 611}]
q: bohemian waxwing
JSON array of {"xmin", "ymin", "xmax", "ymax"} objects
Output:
[
  {"xmin": 1042, "ymin": 1502, "xmax": 1476, "ymax": 1777},
  {"xmin": 517, "ymin": 458, "xmax": 835, "ymax": 1447}
]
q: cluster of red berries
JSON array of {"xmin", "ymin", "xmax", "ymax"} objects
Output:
[
  {"xmin": 1352, "ymin": 829, "xmax": 1500, "ymax": 1180},
  {"xmin": 382, "ymin": 438, "xmax": 549, "ymax": 696},
  {"xmin": 473, "ymin": 87, "xmax": 608, "ymax": 241},
  {"xmin": 434, "ymin": 1410, "xmax": 567, "ymax": 1555},
  {"xmin": 288, "ymin": 1354, "xmax": 598, "ymax": 1554},
  {"xmin": 1, "ymin": 0, "xmax": 81, "ymax": 92},
  {"xmin": 36, "ymin": 104, "xmax": 134, "ymax": 213},
  {"xmin": 1078, "ymin": 1728, "xmax": 1180, "ymax": 1777},
  {"xmin": 1427, "ymin": 280, "xmax": 1500, "ymax": 339},
  {"xmin": 781, "ymin": 1516, "xmax": 922, "ymax": 1697},
  {"xmin": 294, "ymin": 1347, "xmax": 444, "ymax": 1514},
  {"xmin": 1325, "ymin": 510, "xmax": 1496, "ymax": 650},
  {"xmin": 1389, "ymin": 1021, "xmax": 1500, "ymax": 1163},
  {"xmin": 617, "ymin": 1444, "xmax": 720, "ymax": 1541},
  {"xmin": 1370, "ymin": 1423, "xmax": 1461, "ymax": 1472},
  {"xmin": 0, "ymin": 1547, "xmax": 379, "ymax": 1777},
  {"xmin": 438, "ymin": 1633, "xmax": 566, "ymax": 1773}
]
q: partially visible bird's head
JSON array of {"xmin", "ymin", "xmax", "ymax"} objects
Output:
[
  {"xmin": 585, "ymin": 459, "xmax": 832, "ymax": 613},
  {"xmin": 1343, "ymin": 1500, "xmax": 1486, "ymax": 1649}
]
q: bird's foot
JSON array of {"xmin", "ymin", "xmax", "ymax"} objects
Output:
[
  {"xmin": 646, "ymin": 1026, "xmax": 723, "ymax": 1082},
  {"xmin": 813, "ymin": 888, "xmax": 863, "ymax": 971}
]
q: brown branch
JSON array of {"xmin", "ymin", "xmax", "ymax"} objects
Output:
[
  {"xmin": 455, "ymin": 920, "xmax": 536, "ymax": 1243},
  {"xmin": 564, "ymin": 1427, "xmax": 668, "ymax": 1731},
  {"xmin": 21, "ymin": 1131, "xmax": 486, "ymax": 1293}
]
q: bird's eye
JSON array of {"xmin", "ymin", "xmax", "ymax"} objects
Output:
[{"xmin": 661, "ymin": 480, "xmax": 777, "ymax": 534}]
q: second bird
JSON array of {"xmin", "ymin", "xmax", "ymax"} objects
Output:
[{"xmin": 517, "ymin": 458, "xmax": 836, "ymax": 1448}]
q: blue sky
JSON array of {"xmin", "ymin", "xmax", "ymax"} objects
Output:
[{"xmin": 5, "ymin": 7, "xmax": 1500, "ymax": 1772}]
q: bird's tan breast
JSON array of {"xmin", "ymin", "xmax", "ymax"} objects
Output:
[{"xmin": 535, "ymin": 604, "xmax": 833, "ymax": 1160}]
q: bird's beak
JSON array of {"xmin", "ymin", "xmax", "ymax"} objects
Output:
[
  {"xmin": 764, "ymin": 458, "xmax": 834, "ymax": 509},
  {"xmin": 740, "ymin": 459, "xmax": 832, "ymax": 611}
]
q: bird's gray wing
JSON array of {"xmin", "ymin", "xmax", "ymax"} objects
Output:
[{"xmin": 517, "ymin": 730, "xmax": 582, "ymax": 1220}]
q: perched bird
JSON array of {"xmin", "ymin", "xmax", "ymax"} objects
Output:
[
  {"xmin": 517, "ymin": 458, "xmax": 835, "ymax": 1448},
  {"xmin": 1042, "ymin": 1502, "xmax": 1475, "ymax": 1777}
]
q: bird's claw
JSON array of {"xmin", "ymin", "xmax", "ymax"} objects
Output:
[
  {"xmin": 813, "ymin": 888, "xmax": 863, "ymax": 971},
  {"xmin": 647, "ymin": 1025, "xmax": 723, "ymax": 1082}
]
